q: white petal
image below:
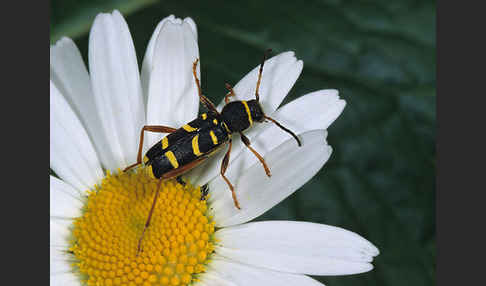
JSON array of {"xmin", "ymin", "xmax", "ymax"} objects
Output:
[
  {"xmin": 188, "ymin": 89, "xmax": 342, "ymax": 187},
  {"xmin": 50, "ymin": 37, "xmax": 119, "ymax": 170},
  {"xmin": 220, "ymin": 90, "xmax": 344, "ymax": 179},
  {"xmin": 270, "ymin": 89, "xmax": 345, "ymax": 132},
  {"xmin": 50, "ymin": 245, "xmax": 75, "ymax": 275},
  {"xmin": 209, "ymin": 130, "xmax": 332, "ymax": 227},
  {"xmin": 50, "ymin": 272, "xmax": 79, "ymax": 286},
  {"xmin": 184, "ymin": 17, "xmax": 198, "ymax": 39},
  {"xmin": 189, "ymin": 51, "xmax": 304, "ymax": 185},
  {"xmin": 50, "ymin": 176, "xmax": 83, "ymax": 219},
  {"xmin": 198, "ymin": 273, "xmax": 238, "ymax": 286},
  {"xmin": 216, "ymin": 51, "xmax": 303, "ymax": 114},
  {"xmin": 50, "ymin": 81, "xmax": 104, "ymax": 191},
  {"xmin": 89, "ymin": 10, "xmax": 145, "ymax": 169},
  {"xmin": 141, "ymin": 15, "xmax": 173, "ymax": 105},
  {"xmin": 145, "ymin": 16, "xmax": 200, "ymax": 147},
  {"xmin": 50, "ymin": 218, "xmax": 72, "ymax": 247},
  {"xmin": 141, "ymin": 16, "xmax": 198, "ymax": 104},
  {"xmin": 215, "ymin": 90, "xmax": 344, "ymax": 176},
  {"xmin": 216, "ymin": 221, "xmax": 379, "ymax": 275},
  {"xmin": 206, "ymin": 255, "xmax": 325, "ymax": 286}
]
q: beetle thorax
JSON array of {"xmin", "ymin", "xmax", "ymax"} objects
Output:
[{"xmin": 221, "ymin": 99, "xmax": 264, "ymax": 132}]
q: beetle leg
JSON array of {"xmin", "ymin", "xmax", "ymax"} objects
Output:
[
  {"xmin": 137, "ymin": 179, "xmax": 162, "ymax": 255},
  {"xmin": 192, "ymin": 59, "xmax": 220, "ymax": 114},
  {"xmin": 160, "ymin": 156, "xmax": 208, "ymax": 179},
  {"xmin": 124, "ymin": 125, "xmax": 178, "ymax": 172},
  {"xmin": 176, "ymin": 176, "xmax": 186, "ymax": 186},
  {"xmin": 224, "ymin": 83, "xmax": 236, "ymax": 104},
  {"xmin": 240, "ymin": 132, "xmax": 271, "ymax": 177},
  {"xmin": 200, "ymin": 184, "xmax": 209, "ymax": 201},
  {"xmin": 220, "ymin": 139, "xmax": 241, "ymax": 209}
]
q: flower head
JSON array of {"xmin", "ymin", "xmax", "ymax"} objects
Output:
[{"xmin": 50, "ymin": 10, "xmax": 379, "ymax": 286}]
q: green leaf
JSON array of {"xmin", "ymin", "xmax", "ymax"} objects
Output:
[{"xmin": 50, "ymin": 0, "xmax": 435, "ymax": 285}]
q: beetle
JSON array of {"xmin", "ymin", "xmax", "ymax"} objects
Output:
[{"xmin": 124, "ymin": 50, "xmax": 301, "ymax": 252}]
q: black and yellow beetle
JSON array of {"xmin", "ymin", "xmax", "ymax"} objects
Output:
[{"xmin": 124, "ymin": 50, "xmax": 301, "ymax": 252}]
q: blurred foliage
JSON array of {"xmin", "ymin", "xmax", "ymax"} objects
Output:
[
  {"xmin": 50, "ymin": 0, "xmax": 436, "ymax": 285},
  {"xmin": 50, "ymin": 0, "xmax": 156, "ymax": 43}
]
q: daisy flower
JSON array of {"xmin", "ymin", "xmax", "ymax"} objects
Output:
[{"xmin": 50, "ymin": 10, "xmax": 379, "ymax": 286}]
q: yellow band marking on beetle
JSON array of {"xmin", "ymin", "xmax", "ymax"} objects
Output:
[
  {"xmin": 192, "ymin": 135, "xmax": 202, "ymax": 156},
  {"xmin": 209, "ymin": 131, "xmax": 218, "ymax": 145},
  {"xmin": 241, "ymin": 100, "xmax": 253, "ymax": 126},
  {"xmin": 145, "ymin": 164, "xmax": 156, "ymax": 179},
  {"xmin": 213, "ymin": 119, "xmax": 218, "ymax": 125},
  {"xmin": 165, "ymin": 151, "xmax": 179, "ymax": 168},
  {"xmin": 202, "ymin": 113, "xmax": 207, "ymax": 120},
  {"xmin": 222, "ymin": 122, "xmax": 231, "ymax": 133},
  {"xmin": 161, "ymin": 137, "xmax": 169, "ymax": 149},
  {"xmin": 143, "ymin": 155, "xmax": 149, "ymax": 164},
  {"xmin": 182, "ymin": 124, "xmax": 197, "ymax": 132}
]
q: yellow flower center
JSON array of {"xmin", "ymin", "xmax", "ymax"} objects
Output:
[{"xmin": 69, "ymin": 168, "xmax": 215, "ymax": 286}]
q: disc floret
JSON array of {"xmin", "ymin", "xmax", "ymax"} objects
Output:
[{"xmin": 69, "ymin": 168, "xmax": 215, "ymax": 286}]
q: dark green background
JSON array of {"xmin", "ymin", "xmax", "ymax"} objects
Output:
[{"xmin": 51, "ymin": 0, "xmax": 436, "ymax": 285}]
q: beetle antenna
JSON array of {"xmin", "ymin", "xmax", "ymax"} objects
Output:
[
  {"xmin": 255, "ymin": 49, "xmax": 272, "ymax": 102},
  {"xmin": 264, "ymin": 115, "xmax": 301, "ymax": 147}
]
